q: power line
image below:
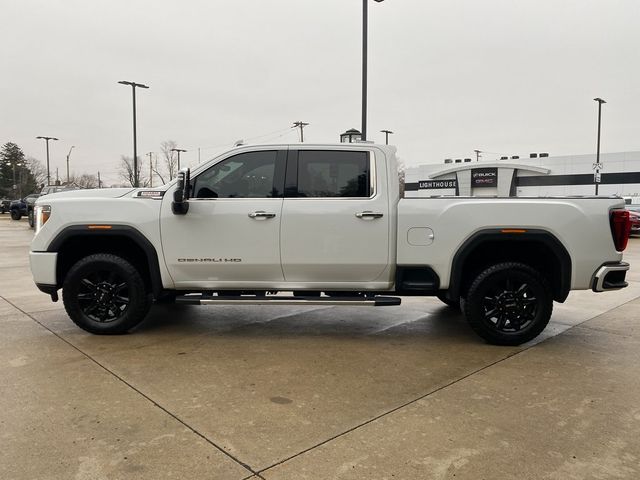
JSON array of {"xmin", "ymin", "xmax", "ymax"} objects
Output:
[{"xmin": 292, "ymin": 121, "xmax": 310, "ymax": 142}]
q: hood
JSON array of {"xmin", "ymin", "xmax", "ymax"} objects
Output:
[{"xmin": 39, "ymin": 188, "xmax": 135, "ymax": 201}]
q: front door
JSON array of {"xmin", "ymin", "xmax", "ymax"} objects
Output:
[
  {"xmin": 160, "ymin": 148, "xmax": 286, "ymax": 289},
  {"xmin": 280, "ymin": 148, "xmax": 391, "ymax": 284}
]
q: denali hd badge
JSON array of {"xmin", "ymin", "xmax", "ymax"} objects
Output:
[{"xmin": 178, "ymin": 258, "xmax": 242, "ymax": 263}]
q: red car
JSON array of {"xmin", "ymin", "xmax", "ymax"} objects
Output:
[{"xmin": 626, "ymin": 206, "xmax": 640, "ymax": 235}]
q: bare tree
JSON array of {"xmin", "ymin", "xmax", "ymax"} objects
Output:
[
  {"xmin": 157, "ymin": 140, "xmax": 178, "ymax": 182},
  {"xmin": 119, "ymin": 155, "xmax": 149, "ymax": 187},
  {"xmin": 26, "ymin": 156, "xmax": 47, "ymax": 188},
  {"xmin": 151, "ymin": 157, "xmax": 166, "ymax": 185},
  {"xmin": 68, "ymin": 173, "xmax": 99, "ymax": 189}
]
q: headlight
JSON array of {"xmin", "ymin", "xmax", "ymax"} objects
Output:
[{"xmin": 34, "ymin": 205, "xmax": 51, "ymax": 234}]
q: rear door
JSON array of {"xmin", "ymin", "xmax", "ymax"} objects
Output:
[{"xmin": 280, "ymin": 148, "xmax": 390, "ymax": 283}]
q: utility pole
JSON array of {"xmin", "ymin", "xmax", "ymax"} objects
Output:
[
  {"xmin": 146, "ymin": 152, "xmax": 153, "ymax": 187},
  {"xmin": 55, "ymin": 167, "xmax": 59, "ymax": 185},
  {"xmin": 97, "ymin": 171, "xmax": 102, "ymax": 188},
  {"xmin": 292, "ymin": 121, "xmax": 309, "ymax": 142},
  {"xmin": 171, "ymin": 148, "xmax": 187, "ymax": 171},
  {"xmin": 593, "ymin": 98, "xmax": 606, "ymax": 195},
  {"xmin": 380, "ymin": 129, "xmax": 393, "ymax": 145},
  {"xmin": 474, "ymin": 149, "xmax": 482, "ymax": 162},
  {"xmin": 36, "ymin": 136, "xmax": 59, "ymax": 186},
  {"xmin": 66, "ymin": 145, "xmax": 75, "ymax": 183},
  {"xmin": 118, "ymin": 80, "xmax": 149, "ymax": 187}
]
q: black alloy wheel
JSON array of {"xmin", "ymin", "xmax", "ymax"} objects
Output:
[
  {"xmin": 76, "ymin": 270, "xmax": 130, "ymax": 323},
  {"xmin": 63, "ymin": 253, "xmax": 152, "ymax": 334},
  {"xmin": 464, "ymin": 262, "xmax": 552, "ymax": 346}
]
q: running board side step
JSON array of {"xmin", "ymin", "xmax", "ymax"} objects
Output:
[{"xmin": 175, "ymin": 295, "xmax": 401, "ymax": 306}]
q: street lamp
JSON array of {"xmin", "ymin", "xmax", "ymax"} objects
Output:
[
  {"xmin": 362, "ymin": 0, "xmax": 385, "ymax": 141},
  {"xmin": 36, "ymin": 136, "xmax": 59, "ymax": 186},
  {"xmin": 171, "ymin": 148, "xmax": 187, "ymax": 171},
  {"xmin": 593, "ymin": 97, "xmax": 606, "ymax": 195},
  {"xmin": 66, "ymin": 145, "xmax": 75, "ymax": 183},
  {"xmin": 340, "ymin": 128, "xmax": 362, "ymax": 143},
  {"xmin": 380, "ymin": 129, "xmax": 393, "ymax": 145},
  {"xmin": 11, "ymin": 159, "xmax": 25, "ymax": 198},
  {"xmin": 118, "ymin": 80, "xmax": 149, "ymax": 187}
]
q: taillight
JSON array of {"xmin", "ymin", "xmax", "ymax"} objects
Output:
[{"xmin": 610, "ymin": 210, "xmax": 631, "ymax": 251}]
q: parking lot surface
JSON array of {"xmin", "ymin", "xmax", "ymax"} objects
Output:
[{"xmin": 1, "ymin": 215, "xmax": 639, "ymax": 479}]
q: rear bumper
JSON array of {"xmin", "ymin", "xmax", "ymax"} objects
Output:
[{"xmin": 592, "ymin": 262, "xmax": 630, "ymax": 292}]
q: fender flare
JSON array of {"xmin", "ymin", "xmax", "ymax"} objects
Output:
[
  {"xmin": 47, "ymin": 225, "xmax": 163, "ymax": 297},
  {"xmin": 449, "ymin": 228, "xmax": 572, "ymax": 302}
]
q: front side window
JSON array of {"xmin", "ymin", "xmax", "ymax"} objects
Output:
[
  {"xmin": 192, "ymin": 150, "xmax": 278, "ymax": 198},
  {"xmin": 296, "ymin": 150, "xmax": 371, "ymax": 198}
]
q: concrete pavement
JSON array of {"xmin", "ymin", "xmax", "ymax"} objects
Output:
[{"xmin": 1, "ymin": 214, "xmax": 639, "ymax": 479}]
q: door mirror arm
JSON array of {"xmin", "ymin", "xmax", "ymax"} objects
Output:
[{"xmin": 172, "ymin": 168, "xmax": 191, "ymax": 215}]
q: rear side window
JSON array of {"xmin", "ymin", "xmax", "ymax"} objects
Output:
[{"xmin": 295, "ymin": 150, "xmax": 371, "ymax": 198}]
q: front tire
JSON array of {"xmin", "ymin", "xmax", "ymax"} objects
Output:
[
  {"xmin": 28, "ymin": 209, "xmax": 35, "ymax": 228},
  {"xmin": 10, "ymin": 210, "xmax": 21, "ymax": 220},
  {"xmin": 63, "ymin": 253, "xmax": 152, "ymax": 334},
  {"xmin": 464, "ymin": 262, "xmax": 552, "ymax": 346}
]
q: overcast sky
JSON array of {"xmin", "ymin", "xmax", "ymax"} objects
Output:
[{"xmin": 2, "ymin": 0, "xmax": 639, "ymax": 184}]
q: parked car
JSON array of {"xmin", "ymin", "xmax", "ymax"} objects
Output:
[
  {"xmin": 29, "ymin": 143, "xmax": 631, "ymax": 345},
  {"xmin": 9, "ymin": 194, "xmax": 39, "ymax": 220},
  {"xmin": 0, "ymin": 198, "xmax": 11, "ymax": 214},
  {"xmin": 626, "ymin": 206, "xmax": 640, "ymax": 235}
]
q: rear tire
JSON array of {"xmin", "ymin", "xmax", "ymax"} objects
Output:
[
  {"xmin": 464, "ymin": 262, "xmax": 552, "ymax": 346},
  {"xmin": 10, "ymin": 210, "xmax": 21, "ymax": 220},
  {"xmin": 63, "ymin": 253, "xmax": 152, "ymax": 334},
  {"xmin": 28, "ymin": 209, "xmax": 35, "ymax": 228}
]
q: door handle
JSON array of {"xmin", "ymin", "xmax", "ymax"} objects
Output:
[
  {"xmin": 355, "ymin": 211, "xmax": 384, "ymax": 219},
  {"xmin": 248, "ymin": 211, "xmax": 276, "ymax": 219}
]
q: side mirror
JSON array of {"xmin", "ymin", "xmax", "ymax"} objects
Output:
[{"xmin": 171, "ymin": 168, "xmax": 191, "ymax": 215}]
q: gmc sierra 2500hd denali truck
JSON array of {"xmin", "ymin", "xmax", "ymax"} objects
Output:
[{"xmin": 29, "ymin": 144, "xmax": 631, "ymax": 345}]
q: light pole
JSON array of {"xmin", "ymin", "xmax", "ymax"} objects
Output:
[
  {"xmin": 593, "ymin": 97, "xmax": 606, "ymax": 195},
  {"xmin": 118, "ymin": 80, "xmax": 149, "ymax": 187},
  {"xmin": 171, "ymin": 148, "xmax": 187, "ymax": 171},
  {"xmin": 146, "ymin": 152, "xmax": 154, "ymax": 187},
  {"xmin": 11, "ymin": 160, "xmax": 25, "ymax": 197},
  {"xmin": 380, "ymin": 129, "xmax": 393, "ymax": 144},
  {"xmin": 36, "ymin": 136, "xmax": 59, "ymax": 186},
  {"xmin": 66, "ymin": 145, "xmax": 75, "ymax": 183},
  {"xmin": 362, "ymin": 0, "xmax": 385, "ymax": 141}
]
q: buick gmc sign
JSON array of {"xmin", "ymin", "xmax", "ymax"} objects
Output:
[{"xmin": 472, "ymin": 168, "xmax": 498, "ymax": 188}]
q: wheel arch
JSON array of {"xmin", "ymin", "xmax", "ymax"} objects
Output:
[
  {"xmin": 449, "ymin": 229, "xmax": 572, "ymax": 303},
  {"xmin": 47, "ymin": 225, "xmax": 163, "ymax": 298}
]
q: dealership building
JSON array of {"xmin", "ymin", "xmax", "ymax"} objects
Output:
[{"xmin": 404, "ymin": 151, "xmax": 640, "ymax": 201}]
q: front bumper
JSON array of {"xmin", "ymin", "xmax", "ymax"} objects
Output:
[
  {"xmin": 29, "ymin": 251, "xmax": 58, "ymax": 286},
  {"xmin": 592, "ymin": 262, "xmax": 630, "ymax": 292}
]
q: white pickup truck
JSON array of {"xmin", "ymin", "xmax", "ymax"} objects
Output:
[{"xmin": 29, "ymin": 143, "xmax": 631, "ymax": 345}]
